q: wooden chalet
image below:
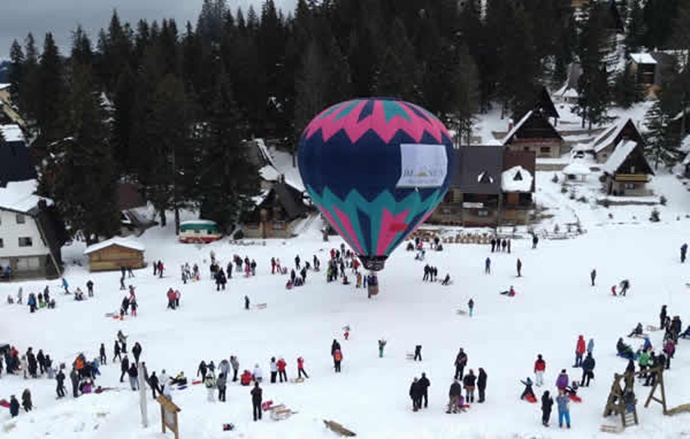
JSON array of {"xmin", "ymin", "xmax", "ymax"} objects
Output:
[
  {"xmin": 429, "ymin": 148, "xmax": 536, "ymax": 227},
  {"xmin": 84, "ymin": 237, "xmax": 145, "ymax": 272},
  {"xmin": 242, "ymin": 179, "xmax": 307, "ymax": 239},
  {"xmin": 431, "ymin": 146, "xmax": 504, "ymax": 227},
  {"xmin": 602, "ymin": 140, "xmax": 654, "ymax": 196},
  {"xmin": 628, "ymin": 53, "xmax": 657, "ymax": 87},
  {"xmin": 503, "ymin": 110, "xmax": 564, "ymax": 159},
  {"xmin": 572, "ymin": 118, "xmax": 645, "ymax": 164},
  {"xmin": 501, "ymin": 150, "xmax": 536, "ymax": 224},
  {"xmin": 117, "ymin": 182, "xmax": 157, "ymax": 237}
]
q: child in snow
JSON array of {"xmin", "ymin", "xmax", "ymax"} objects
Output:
[{"xmin": 520, "ymin": 377, "xmax": 535, "ymax": 401}]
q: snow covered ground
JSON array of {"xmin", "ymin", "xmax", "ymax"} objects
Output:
[{"xmin": 2, "ymin": 186, "xmax": 690, "ymax": 438}]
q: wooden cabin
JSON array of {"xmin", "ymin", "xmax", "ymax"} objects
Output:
[
  {"xmin": 84, "ymin": 237, "xmax": 145, "ymax": 272},
  {"xmin": 503, "ymin": 110, "xmax": 564, "ymax": 159},
  {"xmin": 602, "ymin": 140, "xmax": 654, "ymax": 196}
]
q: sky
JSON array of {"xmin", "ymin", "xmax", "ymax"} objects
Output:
[{"xmin": 0, "ymin": 0, "xmax": 296, "ymax": 59}]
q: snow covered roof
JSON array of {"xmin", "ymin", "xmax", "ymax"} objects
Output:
[
  {"xmin": 578, "ymin": 118, "xmax": 641, "ymax": 154},
  {"xmin": 602, "ymin": 140, "xmax": 637, "ymax": 174},
  {"xmin": 0, "ymin": 180, "xmax": 52, "ymax": 214},
  {"xmin": 0, "ymin": 83, "xmax": 9, "ymax": 91},
  {"xmin": 251, "ymin": 189, "xmax": 271, "ymax": 206},
  {"xmin": 683, "ymin": 152, "xmax": 690, "ymax": 165},
  {"xmin": 501, "ymin": 166, "xmax": 533, "ymax": 192},
  {"xmin": 84, "ymin": 237, "xmax": 145, "ymax": 255},
  {"xmin": 502, "ymin": 110, "xmax": 533, "ymax": 145},
  {"xmin": 681, "ymin": 135, "xmax": 690, "ymax": 153},
  {"xmin": 630, "ymin": 53, "xmax": 657, "ymax": 64},
  {"xmin": 554, "ymin": 83, "xmax": 578, "ymax": 98},
  {"xmin": 0, "ymin": 124, "xmax": 24, "ymax": 142},
  {"xmin": 562, "ymin": 162, "xmax": 592, "ymax": 175},
  {"xmin": 259, "ymin": 165, "xmax": 281, "ymax": 182},
  {"xmin": 256, "ymin": 138, "xmax": 277, "ymax": 169}
]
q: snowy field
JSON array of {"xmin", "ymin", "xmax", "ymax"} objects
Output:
[{"xmin": 2, "ymin": 196, "xmax": 690, "ymax": 438}]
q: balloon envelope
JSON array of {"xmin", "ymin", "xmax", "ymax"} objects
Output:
[{"xmin": 298, "ymin": 98, "xmax": 455, "ymax": 271}]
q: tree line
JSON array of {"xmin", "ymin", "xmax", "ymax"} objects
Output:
[{"xmin": 4, "ymin": 0, "xmax": 689, "ymax": 242}]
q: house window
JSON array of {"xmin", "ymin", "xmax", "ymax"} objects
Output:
[
  {"xmin": 18, "ymin": 237, "xmax": 33, "ymax": 247},
  {"xmin": 624, "ymin": 183, "xmax": 636, "ymax": 190},
  {"xmin": 540, "ymin": 146, "xmax": 551, "ymax": 153},
  {"xmin": 630, "ymin": 165, "xmax": 636, "ymax": 173},
  {"xmin": 16, "ymin": 257, "xmax": 40, "ymax": 271},
  {"xmin": 514, "ymin": 171, "xmax": 523, "ymax": 181},
  {"xmin": 477, "ymin": 210, "xmax": 489, "ymax": 217},
  {"xmin": 194, "ymin": 230, "xmax": 201, "ymax": 234},
  {"xmin": 16, "ymin": 214, "xmax": 25, "ymax": 224}
]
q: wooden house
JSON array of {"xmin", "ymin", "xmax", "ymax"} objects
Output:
[
  {"xmin": 572, "ymin": 118, "xmax": 645, "ymax": 164},
  {"xmin": 429, "ymin": 148, "xmax": 536, "ymax": 227},
  {"xmin": 501, "ymin": 150, "xmax": 536, "ymax": 224},
  {"xmin": 117, "ymin": 182, "xmax": 157, "ymax": 237},
  {"xmin": 554, "ymin": 62, "xmax": 582, "ymax": 105},
  {"xmin": 601, "ymin": 140, "xmax": 654, "ymax": 196},
  {"xmin": 0, "ymin": 181, "xmax": 64, "ymax": 279},
  {"xmin": 84, "ymin": 237, "xmax": 145, "ymax": 272},
  {"xmin": 430, "ymin": 146, "xmax": 504, "ymax": 226},
  {"xmin": 242, "ymin": 179, "xmax": 308, "ymax": 239},
  {"xmin": 628, "ymin": 53, "xmax": 657, "ymax": 87},
  {"xmin": 503, "ymin": 110, "xmax": 564, "ymax": 158}
]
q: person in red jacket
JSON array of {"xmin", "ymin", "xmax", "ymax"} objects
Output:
[
  {"xmin": 574, "ymin": 335, "xmax": 586, "ymax": 368},
  {"xmin": 297, "ymin": 357, "xmax": 309, "ymax": 379},
  {"xmin": 240, "ymin": 370, "xmax": 253, "ymax": 386},
  {"xmin": 276, "ymin": 358, "xmax": 287, "ymax": 382},
  {"xmin": 166, "ymin": 289, "xmax": 176, "ymax": 309},
  {"xmin": 534, "ymin": 354, "xmax": 546, "ymax": 387}
]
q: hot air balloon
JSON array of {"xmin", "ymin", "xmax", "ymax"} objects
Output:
[{"xmin": 298, "ymin": 98, "xmax": 455, "ymax": 286}]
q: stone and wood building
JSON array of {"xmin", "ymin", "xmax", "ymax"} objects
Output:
[{"xmin": 503, "ymin": 110, "xmax": 564, "ymax": 159}]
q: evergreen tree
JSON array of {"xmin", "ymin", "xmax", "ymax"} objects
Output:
[
  {"xmin": 33, "ymin": 33, "xmax": 66, "ymax": 159},
  {"xmin": 71, "ymin": 26, "xmax": 93, "ymax": 66},
  {"xmin": 449, "ymin": 44, "xmax": 480, "ymax": 147},
  {"xmin": 574, "ymin": 1, "xmax": 613, "ymax": 130},
  {"xmin": 8, "ymin": 40, "xmax": 25, "ymax": 106},
  {"xmin": 625, "ymin": 0, "xmax": 646, "ymax": 54},
  {"xmin": 197, "ymin": 0, "xmax": 227, "ymax": 45},
  {"xmin": 611, "ymin": 70, "xmax": 642, "ymax": 109},
  {"xmin": 197, "ymin": 74, "xmax": 259, "ymax": 232},
  {"xmin": 642, "ymin": 0, "xmax": 681, "ymax": 49},
  {"xmin": 644, "ymin": 99, "xmax": 681, "ymax": 170},
  {"xmin": 373, "ymin": 18, "xmax": 420, "ymax": 102},
  {"xmin": 47, "ymin": 62, "xmax": 120, "ymax": 244}
]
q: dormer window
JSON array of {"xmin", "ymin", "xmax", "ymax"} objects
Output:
[{"xmin": 514, "ymin": 171, "xmax": 523, "ymax": 181}]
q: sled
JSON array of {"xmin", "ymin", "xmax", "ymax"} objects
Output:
[
  {"xmin": 290, "ymin": 377, "xmax": 304, "ymax": 384},
  {"xmin": 0, "ymin": 399, "xmax": 9, "ymax": 408},
  {"xmin": 646, "ymin": 325, "xmax": 660, "ymax": 332},
  {"xmin": 254, "ymin": 303, "xmax": 267, "ymax": 310},
  {"xmin": 523, "ymin": 394, "xmax": 537, "ymax": 403},
  {"xmin": 456, "ymin": 309, "xmax": 467, "ymax": 315},
  {"xmin": 628, "ymin": 333, "xmax": 649, "ymax": 339},
  {"xmin": 262, "ymin": 400, "xmax": 275, "ymax": 411},
  {"xmin": 323, "ymin": 419, "xmax": 357, "ymax": 437},
  {"xmin": 269, "ymin": 404, "xmax": 295, "ymax": 421},
  {"xmin": 600, "ymin": 424, "xmax": 623, "ymax": 434},
  {"xmin": 191, "ymin": 380, "xmax": 202, "ymax": 385},
  {"xmin": 568, "ymin": 394, "xmax": 582, "ymax": 403},
  {"xmin": 405, "ymin": 352, "xmax": 415, "ymax": 360},
  {"xmin": 222, "ymin": 423, "xmax": 235, "ymax": 431}
]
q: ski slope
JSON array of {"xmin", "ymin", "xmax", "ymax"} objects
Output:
[{"xmin": 2, "ymin": 188, "xmax": 690, "ymax": 438}]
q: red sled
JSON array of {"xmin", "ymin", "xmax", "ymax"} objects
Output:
[
  {"xmin": 568, "ymin": 394, "xmax": 582, "ymax": 403},
  {"xmin": 524, "ymin": 394, "xmax": 537, "ymax": 403},
  {"xmin": 191, "ymin": 380, "xmax": 202, "ymax": 385},
  {"xmin": 262, "ymin": 400, "xmax": 274, "ymax": 411},
  {"xmin": 0, "ymin": 399, "xmax": 10, "ymax": 408}
]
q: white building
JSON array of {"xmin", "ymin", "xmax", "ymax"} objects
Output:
[{"xmin": 0, "ymin": 181, "xmax": 63, "ymax": 279}]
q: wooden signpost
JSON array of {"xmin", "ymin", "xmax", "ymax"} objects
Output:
[{"xmin": 156, "ymin": 395, "xmax": 181, "ymax": 439}]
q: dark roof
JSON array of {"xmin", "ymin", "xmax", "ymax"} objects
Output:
[
  {"xmin": 503, "ymin": 150, "xmax": 536, "ymax": 192},
  {"xmin": 0, "ymin": 138, "xmax": 36, "ymax": 187},
  {"xmin": 503, "ymin": 110, "xmax": 562, "ymax": 145},
  {"xmin": 272, "ymin": 181, "xmax": 306, "ymax": 220},
  {"xmin": 453, "ymin": 146, "xmax": 503, "ymax": 194},
  {"xmin": 118, "ymin": 182, "xmax": 147, "ymax": 211},
  {"xmin": 535, "ymin": 86, "xmax": 559, "ymax": 120}
]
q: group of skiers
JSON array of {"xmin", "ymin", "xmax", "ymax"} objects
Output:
[{"xmin": 490, "ymin": 237, "xmax": 512, "ymax": 253}]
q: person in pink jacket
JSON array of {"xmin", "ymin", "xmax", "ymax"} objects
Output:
[{"xmin": 297, "ymin": 357, "xmax": 309, "ymax": 379}]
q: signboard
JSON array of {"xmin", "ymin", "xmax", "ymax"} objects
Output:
[
  {"xmin": 396, "ymin": 144, "xmax": 448, "ymax": 188},
  {"xmin": 462, "ymin": 202, "xmax": 484, "ymax": 209},
  {"xmin": 157, "ymin": 395, "xmax": 181, "ymax": 439}
]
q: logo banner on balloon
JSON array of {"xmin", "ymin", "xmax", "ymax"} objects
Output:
[{"xmin": 397, "ymin": 144, "xmax": 449, "ymax": 188}]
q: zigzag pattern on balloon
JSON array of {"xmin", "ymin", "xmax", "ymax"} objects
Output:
[
  {"xmin": 308, "ymin": 185, "xmax": 446, "ymax": 258},
  {"xmin": 303, "ymin": 98, "xmax": 451, "ymax": 145}
]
